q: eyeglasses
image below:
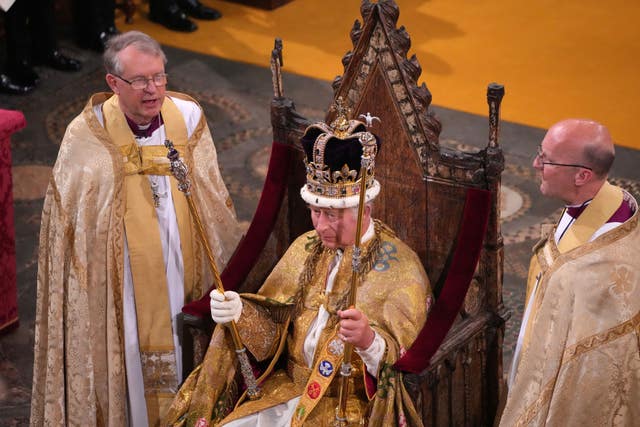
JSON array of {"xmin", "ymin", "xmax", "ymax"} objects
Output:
[
  {"xmin": 535, "ymin": 145, "xmax": 593, "ymax": 171},
  {"xmin": 112, "ymin": 73, "xmax": 168, "ymax": 90}
]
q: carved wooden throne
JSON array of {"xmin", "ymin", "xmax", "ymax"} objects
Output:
[{"xmin": 182, "ymin": 1, "xmax": 508, "ymax": 425}]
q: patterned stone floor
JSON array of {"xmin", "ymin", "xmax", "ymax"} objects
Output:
[{"xmin": 1, "ymin": 42, "xmax": 639, "ymax": 424}]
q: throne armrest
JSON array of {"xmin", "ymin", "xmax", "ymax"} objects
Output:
[{"xmin": 179, "ymin": 312, "xmax": 214, "ymax": 381}]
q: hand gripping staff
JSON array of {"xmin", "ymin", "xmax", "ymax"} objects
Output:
[
  {"xmin": 334, "ymin": 129, "xmax": 378, "ymax": 427},
  {"xmin": 164, "ymin": 140, "xmax": 262, "ymax": 401}
]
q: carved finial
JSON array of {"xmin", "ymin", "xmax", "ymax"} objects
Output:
[
  {"xmin": 487, "ymin": 83, "xmax": 505, "ymax": 148},
  {"xmin": 271, "ymin": 38, "xmax": 284, "ymax": 98},
  {"xmin": 273, "ymin": 38, "xmax": 283, "ymax": 67},
  {"xmin": 330, "ymin": 96, "xmax": 352, "ymax": 138}
]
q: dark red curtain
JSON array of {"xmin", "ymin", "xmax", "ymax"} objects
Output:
[
  {"xmin": 0, "ymin": 109, "xmax": 26, "ymax": 335},
  {"xmin": 394, "ymin": 188, "xmax": 491, "ymax": 372}
]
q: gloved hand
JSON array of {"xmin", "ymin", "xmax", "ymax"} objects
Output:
[{"xmin": 210, "ymin": 290, "xmax": 242, "ymax": 325}]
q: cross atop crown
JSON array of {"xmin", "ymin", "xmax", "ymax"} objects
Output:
[{"xmin": 330, "ymin": 96, "xmax": 352, "ymax": 138}]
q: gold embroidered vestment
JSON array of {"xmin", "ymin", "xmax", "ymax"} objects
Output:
[
  {"xmin": 500, "ymin": 185, "xmax": 640, "ymax": 426},
  {"xmin": 165, "ymin": 223, "xmax": 432, "ymax": 426},
  {"xmin": 31, "ymin": 92, "xmax": 242, "ymax": 426}
]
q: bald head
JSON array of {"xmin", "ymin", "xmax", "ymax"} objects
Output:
[
  {"xmin": 534, "ymin": 119, "xmax": 616, "ymax": 204},
  {"xmin": 546, "ymin": 119, "xmax": 615, "ymax": 178}
]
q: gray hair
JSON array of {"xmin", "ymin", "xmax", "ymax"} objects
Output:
[
  {"xmin": 583, "ymin": 142, "xmax": 615, "ymax": 178},
  {"xmin": 103, "ymin": 31, "xmax": 167, "ymax": 75},
  {"xmin": 349, "ymin": 201, "xmax": 374, "ymax": 217}
]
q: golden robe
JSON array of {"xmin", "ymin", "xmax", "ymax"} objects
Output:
[
  {"xmin": 500, "ymin": 188, "xmax": 640, "ymax": 426},
  {"xmin": 31, "ymin": 92, "xmax": 242, "ymax": 425},
  {"xmin": 165, "ymin": 221, "xmax": 432, "ymax": 426}
]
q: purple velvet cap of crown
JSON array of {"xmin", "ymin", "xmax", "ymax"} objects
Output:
[{"xmin": 299, "ymin": 119, "xmax": 381, "ymax": 209}]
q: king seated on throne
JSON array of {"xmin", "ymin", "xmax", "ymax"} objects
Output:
[{"xmin": 164, "ymin": 110, "xmax": 433, "ymax": 426}]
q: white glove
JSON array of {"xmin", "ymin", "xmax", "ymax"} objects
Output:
[{"xmin": 210, "ymin": 290, "xmax": 242, "ymax": 325}]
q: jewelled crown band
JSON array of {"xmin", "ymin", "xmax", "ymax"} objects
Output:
[{"xmin": 300, "ymin": 98, "xmax": 381, "ymax": 209}]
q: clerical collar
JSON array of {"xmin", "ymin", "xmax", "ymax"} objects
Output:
[
  {"xmin": 125, "ymin": 114, "xmax": 163, "ymax": 138},
  {"xmin": 565, "ymin": 199, "xmax": 592, "ymax": 219}
]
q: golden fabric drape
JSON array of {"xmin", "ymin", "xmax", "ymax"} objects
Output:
[
  {"xmin": 165, "ymin": 222, "xmax": 432, "ymax": 427},
  {"xmin": 31, "ymin": 92, "xmax": 242, "ymax": 426},
  {"xmin": 501, "ymin": 189, "xmax": 640, "ymax": 427}
]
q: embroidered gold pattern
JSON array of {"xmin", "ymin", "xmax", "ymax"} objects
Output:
[
  {"xmin": 514, "ymin": 379, "xmax": 556, "ymax": 427},
  {"xmin": 610, "ymin": 265, "xmax": 634, "ymax": 296},
  {"xmin": 141, "ymin": 351, "xmax": 179, "ymax": 393},
  {"xmin": 293, "ymin": 219, "xmax": 394, "ymax": 318},
  {"xmin": 563, "ymin": 311, "xmax": 640, "ymax": 364}
]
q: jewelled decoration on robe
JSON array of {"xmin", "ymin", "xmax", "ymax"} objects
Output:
[
  {"xmin": 295, "ymin": 405, "xmax": 306, "ymax": 420},
  {"xmin": 307, "ymin": 381, "xmax": 322, "ymax": 399},
  {"xmin": 319, "ymin": 360, "xmax": 334, "ymax": 377},
  {"xmin": 328, "ymin": 338, "xmax": 345, "ymax": 356},
  {"xmin": 373, "ymin": 241, "xmax": 399, "ymax": 272},
  {"xmin": 376, "ymin": 363, "xmax": 395, "ymax": 399}
]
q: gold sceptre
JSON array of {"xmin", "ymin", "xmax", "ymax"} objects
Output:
[
  {"xmin": 334, "ymin": 129, "xmax": 378, "ymax": 427},
  {"xmin": 164, "ymin": 140, "xmax": 262, "ymax": 401}
]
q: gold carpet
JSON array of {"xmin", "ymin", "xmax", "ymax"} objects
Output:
[{"xmin": 117, "ymin": 0, "xmax": 640, "ymax": 149}]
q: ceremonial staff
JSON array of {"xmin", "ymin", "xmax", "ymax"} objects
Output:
[
  {"xmin": 335, "ymin": 126, "xmax": 378, "ymax": 426},
  {"xmin": 164, "ymin": 140, "xmax": 262, "ymax": 401}
]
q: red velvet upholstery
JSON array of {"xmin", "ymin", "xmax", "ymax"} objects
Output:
[
  {"xmin": 393, "ymin": 188, "xmax": 491, "ymax": 373},
  {"xmin": 0, "ymin": 109, "xmax": 26, "ymax": 335},
  {"xmin": 182, "ymin": 140, "xmax": 294, "ymax": 317}
]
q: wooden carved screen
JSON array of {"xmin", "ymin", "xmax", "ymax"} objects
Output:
[{"xmin": 260, "ymin": 1, "xmax": 509, "ymax": 425}]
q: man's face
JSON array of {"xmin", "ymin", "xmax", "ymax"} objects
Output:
[
  {"xmin": 310, "ymin": 206, "xmax": 363, "ymax": 249},
  {"xmin": 533, "ymin": 129, "xmax": 582, "ymax": 203},
  {"xmin": 106, "ymin": 46, "xmax": 166, "ymax": 125}
]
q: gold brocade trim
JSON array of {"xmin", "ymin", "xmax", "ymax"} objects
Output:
[
  {"xmin": 81, "ymin": 95, "xmax": 128, "ymax": 345},
  {"xmin": 119, "ymin": 144, "xmax": 187, "ymax": 176},
  {"xmin": 235, "ymin": 299, "xmax": 280, "ymax": 362},
  {"xmin": 103, "ymin": 94, "xmax": 194, "ymax": 424},
  {"xmin": 286, "ymin": 358, "xmax": 366, "ymax": 392},
  {"xmin": 291, "ymin": 329, "xmax": 343, "ymax": 426},
  {"xmin": 293, "ymin": 219, "xmax": 394, "ymax": 318},
  {"xmin": 294, "ymin": 236, "xmax": 325, "ymax": 317},
  {"xmin": 528, "ymin": 182, "xmax": 629, "ymax": 306},
  {"xmin": 513, "ymin": 379, "xmax": 556, "ymax": 427},
  {"xmin": 511, "ymin": 319, "xmax": 637, "ymax": 427},
  {"xmin": 523, "ymin": 187, "xmax": 638, "ymax": 355},
  {"xmin": 287, "ymin": 359, "xmax": 312, "ymax": 386},
  {"xmin": 556, "ymin": 182, "xmax": 622, "ymax": 253},
  {"xmin": 141, "ymin": 351, "xmax": 179, "ymax": 392},
  {"xmin": 562, "ymin": 311, "xmax": 640, "ymax": 364}
]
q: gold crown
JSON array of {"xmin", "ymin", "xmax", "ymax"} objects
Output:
[{"xmin": 301, "ymin": 97, "xmax": 379, "ymax": 206}]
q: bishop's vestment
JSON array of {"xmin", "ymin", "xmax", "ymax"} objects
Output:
[
  {"xmin": 501, "ymin": 182, "xmax": 640, "ymax": 426},
  {"xmin": 31, "ymin": 92, "xmax": 242, "ymax": 426}
]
